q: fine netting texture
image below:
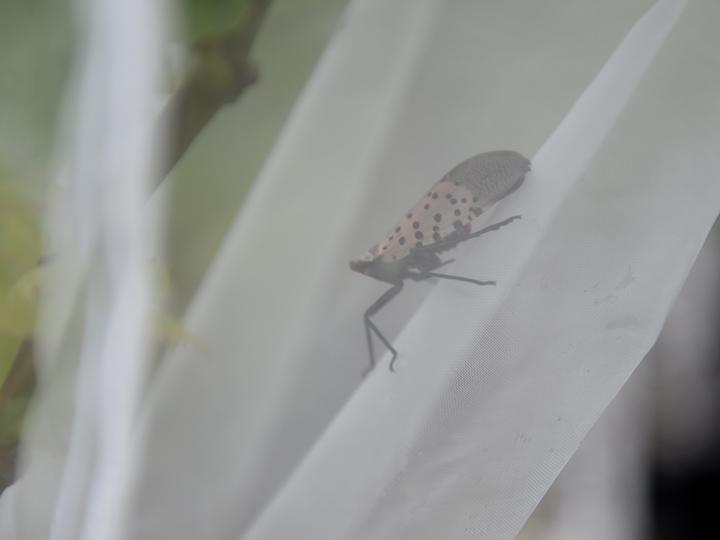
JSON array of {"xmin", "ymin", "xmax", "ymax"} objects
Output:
[
  {"xmin": 4, "ymin": 1, "xmax": 719, "ymax": 540},
  {"xmin": 130, "ymin": 1, "xmax": 719, "ymax": 539}
]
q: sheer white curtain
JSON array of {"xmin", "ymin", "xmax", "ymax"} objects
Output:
[
  {"xmin": 3, "ymin": 0, "xmax": 720, "ymax": 539},
  {"xmin": 137, "ymin": 0, "xmax": 719, "ymax": 538},
  {"xmin": 0, "ymin": 0, "xmax": 163, "ymax": 539}
]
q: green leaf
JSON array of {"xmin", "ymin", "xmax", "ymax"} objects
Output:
[
  {"xmin": 0, "ymin": 179, "xmax": 41, "ymax": 390},
  {"xmin": 0, "ymin": 338, "xmax": 21, "ymax": 393},
  {"xmin": 180, "ymin": 0, "xmax": 253, "ymax": 41},
  {"xmin": 0, "ymin": 395, "xmax": 31, "ymax": 446},
  {"xmin": 0, "ymin": 181, "xmax": 41, "ymax": 287},
  {"xmin": 0, "ymin": 267, "xmax": 44, "ymax": 339}
]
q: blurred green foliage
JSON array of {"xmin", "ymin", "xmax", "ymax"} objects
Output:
[
  {"xmin": 0, "ymin": 0, "xmax": 347, "ymax": 489},
  {"xmin": 181, "ymin": 0, "xmax": 253, "ymax": 41},
  {"xmin": 0, "ymin": 179, "xmax": 195, "ymax": 449},
  {"xmin": 0, "ymin": 0, "xmax": 74, "ymax": 193},
  {"xmin": 0, "ymin": 1, "xmax": 71, "ymax": 484},
  {"xmin": 0, "ymin": 396, "xmax": 30, "ymax": 447},
  {"xmin": 0, "ymin": 0, "xmax": 259, "ymax": 480},
  {"xmin": 0, "ymin": 180, "xmax": 41, "ymax": 384},
  {"xmin": 0, "ymin": 179, "xmax": 41, "ymax": 449}
]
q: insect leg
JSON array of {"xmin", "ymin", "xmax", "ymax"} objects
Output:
[
  {"xmin": 423, "ymin": 272, "xmax": 495, "ymax": 286},
  {"xmin": 363, "ymin": 282, "xmax": 403, "ymax": 374},
  {"xmin": 409, "ymin": 271, "xmax": 495, "ymax": 286},
  {"xmin": 424, "ymin": 216, "xmax": 522, "ymax": 256},
  {"xmin": 366, "ymin": 319, "xmax": 397, "ymax": 373},
  {"xmin": 466, "ymin": 215, "xmax": 521, "ymax": 240}
]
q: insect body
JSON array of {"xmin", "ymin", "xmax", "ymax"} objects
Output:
[{"xmin": 350, "ymin": 150, "xmax": 530, "ymax": 372}]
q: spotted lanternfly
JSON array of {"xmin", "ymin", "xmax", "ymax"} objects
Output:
[{"xmin": 350, "ymin": 150, "xmax": 531, "ymax": 372}]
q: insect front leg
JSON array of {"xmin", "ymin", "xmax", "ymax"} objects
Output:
[{"xmin": 363, "ymin": 282, "xmax": 403, "ymax": 374}]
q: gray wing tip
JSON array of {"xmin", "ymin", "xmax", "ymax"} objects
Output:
[{"xmin": 491, "ymin": 149, "xmax": 531, "ymax": 166}]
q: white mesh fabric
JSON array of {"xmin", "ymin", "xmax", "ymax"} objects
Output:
[
  {"xmin": 0, "ymin": 0, "xmax": 163, "ymax": 538},
  {"xmin": 3, "ymin": 0, "xmax": 719, "ymax": 539},
  {"xmin": 132, "ymin": 0, "xmax": 719, "ymax": 539}
]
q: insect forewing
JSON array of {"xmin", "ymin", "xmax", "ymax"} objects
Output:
[{"xmin": 372, "ymin": 151, "xmax": 530, "ymax": 261}]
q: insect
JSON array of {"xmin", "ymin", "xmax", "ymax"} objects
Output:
[{"xmin": 350, "ymin": 150, "xmax": 530, "ymax": 372}]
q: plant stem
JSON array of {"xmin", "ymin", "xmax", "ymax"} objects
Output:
[{"xmin": 157, "ymin": 0, "xmax": 273, "ymax": 181}]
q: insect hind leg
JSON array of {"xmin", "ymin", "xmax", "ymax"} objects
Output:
[
  {"xmin": 363, "ymin": 282, "xmax": 403, "ymax": 374},
  {"xmin": 406, "ymin": 270, "xmax": 495, "ymax": 286},
  {"xmin": 421, "ymin": 271, "xmax": 495, "ymax": 286},
  {"xmin": 466, "ymin": 215, "xmax": 521, "ymax": 240}
]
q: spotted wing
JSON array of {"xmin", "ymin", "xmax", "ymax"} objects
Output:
[
  {"xmin": 372, "ymin": 150, "xmax": 530, "ymax": 262},
  {"xmin": 372, "ymin": 180, "xmax": 477, "ymax": 261}
]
